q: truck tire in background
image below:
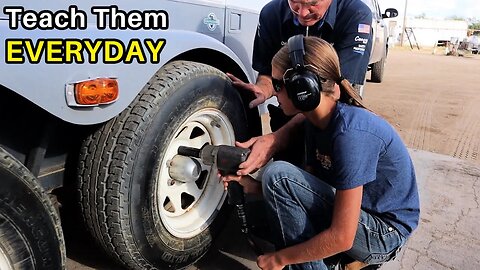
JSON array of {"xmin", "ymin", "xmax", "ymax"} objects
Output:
[
  {"xmin": 370, "ymin": 51, "xmax": 386, "ymax": 83},
  {"xmin": 78, "ymin": 61, "xmax": 249, "ymax": 269},
  {"xmin": 0, "ymin": 147, "xmax": 65, "ymax": 270}
]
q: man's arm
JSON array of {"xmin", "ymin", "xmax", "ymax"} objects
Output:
[
  {"xmin": 235, "ymin": 1, "xmax": 280, "ymax": 107},
  {"xmin": 227, "ymin": 3, "xmax": 278, "ymax": 108},
  {"xmin": 335, "ymin": 5, "xmax": 373, "ymax": 86},
  {"xmin": 257, "ymin": 186, "xmax": 363, "ymax": 268},
  {"xmin": 256, "ymin": 74, "xmax": 275, "ymax": 96},
  {"xmin": 227, "ymin": 73, "xmax": 275, "ymax": 108},
  {"xmin": 254, "ymin": 74, "xmax": 275, "ymax": 107}
]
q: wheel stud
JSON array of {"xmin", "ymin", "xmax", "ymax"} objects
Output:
[{"xmin": 210, "ymin": 120, "xmax": 221, "ymax": 128}]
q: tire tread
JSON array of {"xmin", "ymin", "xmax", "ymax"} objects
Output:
[
  {"xmin": 0, "ymin": 147, "xmax": 66, "ymax": 269},
  {"xmin": 78, "ymin": 61, "xmax": 230, "ymax": 269}
]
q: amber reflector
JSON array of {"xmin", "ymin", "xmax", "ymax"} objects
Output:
[{"xmin": 75, "ymin": 78, "xmax": 119, "ymax": 105}]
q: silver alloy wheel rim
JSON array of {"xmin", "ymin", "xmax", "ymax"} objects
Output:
[
  {"xmin": 156, "ymin": 108, "xmax": 234, "ymax": 238},
  {"xmin": 0, "ymin": 218, "xmax": 14, "ymax": 270},
  {"xmin": 0, "ymin": 241, "xmax": 14, "ymax": 270}
]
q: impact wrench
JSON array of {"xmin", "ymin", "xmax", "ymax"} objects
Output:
[{"xmin": 177, "ymin": 145, "xmax": 264, "ymax": 256}]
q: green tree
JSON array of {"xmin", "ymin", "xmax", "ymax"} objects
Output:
[{"xmin": 469, "ymin": 22, "xmax": 480, "ymax": 30}]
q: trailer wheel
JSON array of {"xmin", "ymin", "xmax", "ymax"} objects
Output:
[
  {"xmin": 0, "ymin": 147, "xmax": 65, "ymax": 270},
  {"xmin": 78, "ymin": 61, "xmax": 248, "ymax": 269}
]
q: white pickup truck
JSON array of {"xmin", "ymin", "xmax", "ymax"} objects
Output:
[{"xmin": 361, "ymin": 0, "xmax": 398, "ymax": 83}]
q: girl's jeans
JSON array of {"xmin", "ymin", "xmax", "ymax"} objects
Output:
[{"xmin": 262, "ymin": 161, "xmax": 406, "ymax": 270}]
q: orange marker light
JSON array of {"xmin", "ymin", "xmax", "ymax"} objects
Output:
[{"xmin": 74, "ymin": 78, "xmax": 119, "ymax": 105}]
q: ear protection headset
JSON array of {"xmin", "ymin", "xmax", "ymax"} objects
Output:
[{"xmin": 285, "ymin": 35, "xmax": 322, "ymax": 111}]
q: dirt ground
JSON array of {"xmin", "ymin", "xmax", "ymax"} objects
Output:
[{"xmin": 363, "ymin": 48, "xmax": 480, "ymax": 165}]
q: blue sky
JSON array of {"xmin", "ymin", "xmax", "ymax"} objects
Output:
[{"xmin": 379, "ymin": 0, "xmax": 479, "ymax": 19}]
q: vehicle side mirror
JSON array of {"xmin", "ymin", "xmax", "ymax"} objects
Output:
[{"xmin": 383, "ymin": 8, "xmax": 398, "ymax": 18}]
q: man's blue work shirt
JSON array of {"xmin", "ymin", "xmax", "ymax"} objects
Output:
[
  {"xmin": 305, "ymin": 103, "xmax": 420, "ymax": 238},
  {"xmin": 253, "ymin": 0, "xmax": 372, "ymax": 85}
]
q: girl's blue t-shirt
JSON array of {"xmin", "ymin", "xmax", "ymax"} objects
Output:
[{"xmin": 305, "ymin": 102, "xmax": 420, "ymax": 238}]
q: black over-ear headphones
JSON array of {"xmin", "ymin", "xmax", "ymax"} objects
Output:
[{"xmin": 285, "ymin": 35, "xmax": 322, "ymax": 111}]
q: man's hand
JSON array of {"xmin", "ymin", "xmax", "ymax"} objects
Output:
[
  {"xmin": 257, "ymin": 253, "xmax": 285, "ymax": 270},
  {"xmin": 226, "ymin": 73, "xmax": 273, "ymax": 108},
  {"xmin": 235, "ymin": 134, "xmax": 278, "ymax": 175}
]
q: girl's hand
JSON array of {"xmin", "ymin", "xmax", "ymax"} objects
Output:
[
  {"xmin": 235, "ymin": 134, "xmax": 277, "ymax": 175},
  {"xmin": 220, "ymin": 173, "xmax": 261, "ymax": 195},
  {"xmin": 257, "ymin": 252, "xmax": 285, "ymax": 270}
]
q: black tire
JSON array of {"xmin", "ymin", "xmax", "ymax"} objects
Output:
[
  {"xmin": 370, "ymin": 56, "xmax": 385, "ymax": 83},
  {"xmin": 78, "ymin": 61, "xmax": 249, "ymax": 269},
  {"xmin": 0, "ymin": 147, "xmax": 65, "ymax": 270}
]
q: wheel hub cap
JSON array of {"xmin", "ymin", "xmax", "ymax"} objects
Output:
[{"xmin": 156, "ymin": 109, "xmax": 234, "ymax": 238}]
